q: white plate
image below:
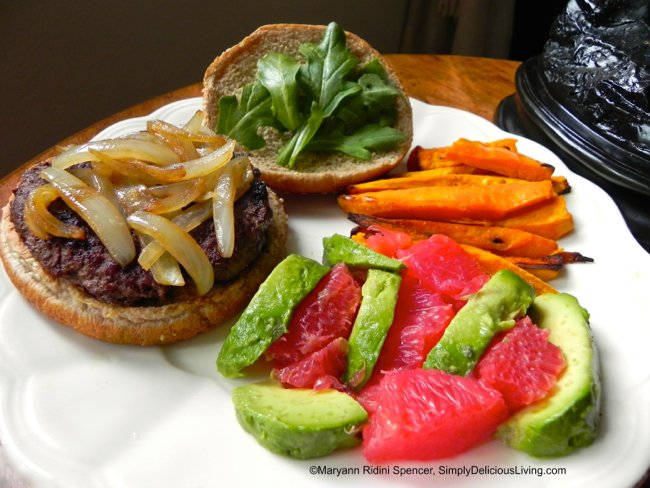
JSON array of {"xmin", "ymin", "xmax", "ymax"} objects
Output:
[{"xmin": 1, "ymin": 98, "xmax": 649, "ymax": 488}]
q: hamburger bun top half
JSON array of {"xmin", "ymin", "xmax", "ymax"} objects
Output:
[{"xmin": 202, "ymin": 23, "xmax": 413, "ymax": 194}]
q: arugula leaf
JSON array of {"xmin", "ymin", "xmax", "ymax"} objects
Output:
[
  {"xmin": 256, "ymin": 52, "xmax": 302, "ymax": 131},
  {"xmin": 359, "ymin": 58, "xmax": 386, "ymax": 77},
  {"xmin": 277, "ymin": 102, "xmax": 324, "ymax": 168},
  {"xmin": 356, "ymin": 73, "xmax": 401, "ymax": 109},
  {"xmin": 298, "ymin": 22, "xmax": 358, "ymax": 115},
  {"xmin": 213, "ymin": 22, "xmax": 406, "ymax": 166},
  {"xmin": 216, "ymin": 81, "xmax": 279, "ymax": 150},
  {"xmin": 331, "ymin": 72, "xmax": 400, "ymax": 131},
  {"xmin": 306, "ymin": 124, "xmax": 405, "ymax": 160}
]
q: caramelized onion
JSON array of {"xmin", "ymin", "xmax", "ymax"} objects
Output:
[
  {"xmin": 38, "ymin": 112, "xmax": 243, "ymax": 290},
  {"xmin": 151, "ymin": 130, "xmax": 199, "ymax": 162},
  {"xmin": 51, "ymin": 138, "xmax": 179, "ymax": 169},
  {"xmin": 127, "ymin": 211, "xmax": 214, "ymax": 295},
  {"xmin": 148, "ymin": 249, "xmax": 186, "ymax": 287},
  {"xmin": 88, "ymin": 149, "xmax": 187, "ymax": 182},
  {"xmin": 138, "ymin": 201, "xmax": 212, "ymax": 269},
  {"xmin": 212, "ymin": 157, "xmax": 253, "ymax": 258},
  {"xmin": 144, "ymin": 179, "xmax": 206, "ymax": 214},
  {"xmin": 112, "ymin": 181, "xmax": 155, "ymax": 215},
  {"xmin": 40, "ymin": 167, "xmax": 136, "ymax": 267},
  {"xmin": 147, "ymin": 119, "xmax": 226, "ymax": 146},
  {"xmin": 183, "ymin": 110, "xmax": 204, "ymax": 133},
  {"xmin": 23, "ymin": 185, "xmax": 86, "ymax": 240},
  {"xmin": 173, "ymin": 139, "xmax": 235, "ymax": 181}
]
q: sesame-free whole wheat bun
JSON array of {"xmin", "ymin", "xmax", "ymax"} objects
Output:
[{"xmin": 202, "ymin": 23, "xmax": 413, "ymax": 194}]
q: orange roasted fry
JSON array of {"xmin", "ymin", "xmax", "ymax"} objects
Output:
[
  {"xmin": 407, "ymin": 145, "xmax": 456, "ymax": 171},
  {"xmin": 338, "ymin": 180, "xmax": 557, "ymax": 222},
  {"xmin": 504, "ymin": 252, "xmax": 593, "ymax": 281},
  {"xmin": 347, "ymin": 213, "xmax": 560, "ymax": 258},
  {"xmin": 486, "ymin": 138, "xmax": 519, "ymax": 151},
  {"xmin": 408, "ymin": 138, "xmax": 520, "ymax": 171},
  {"xmin": 495, "ymin": 197, "xmax": 574, "ymax": 240},
  {"xmin": 551, "ymin": 175, "xmax": 571, "ymax": 194},
  {"xmin": 443, "ymin": 138, "xmax": 555, "ymax": 181},
  {"xmin": 460, "ymin": 244, "xmax": 558, "ymax": 295},
  {"xmin": 347, "ymin": 172, "xmax": 562, "ymax": 195},
  {"xmin": 350, "ymin": 169, "xmax": 569, "ymax": 195}
]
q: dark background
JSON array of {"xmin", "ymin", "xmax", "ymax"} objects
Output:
[{"xmin": 0, "ymin": 0, "xmax": 566, "ymax": 176}]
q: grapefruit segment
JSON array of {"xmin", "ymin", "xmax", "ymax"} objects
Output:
[
  {"xmin": 265, "ymin": 263, "xmax": 361, "ymax": 367},
  {"xmin": 362, "ymin": 369, "xmax": 508, "ymax": 462},
  {"xmin": 396, "ymin": 234, "xmax": 489, "ymax": 305},
  {"xmin": 363, "ymin": 225, "xmax": 413, "ymax": 258},
  {"xmin": 476, "ymin": 316, "xmax": 566, "ymax": 411},
  {"xmin": 273, "ymin": 337, "xmax": 348, "ymax": 390},
  {"xmin": 373, "ymin": 273, "xmax": 454, "ymax": 373}
]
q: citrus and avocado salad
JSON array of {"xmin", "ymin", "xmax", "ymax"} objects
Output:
[{"xmin": 215, "ymin": 229, "xmax": 602, "ymax": 462}]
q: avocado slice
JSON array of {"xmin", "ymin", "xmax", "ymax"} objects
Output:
[
  {"xmin": 217, "ymin": 254, "xmax": 330, "ymax": 378},
  {"xmin": 344, "ymin": 268, "xmax": 401, "ymax": 389},
  {"xmin": 423, "ymin": 269, "xmax": 535, "ymax": 376},
  {"xmin": 496, "ymin": 293, "xmax": 602, "ymax": 457},
  {"xmin": 322, "ymin": 233, "xmax": 405, "ymax": 272},
  {"xmin": 233, "ymin": 382, "xmax": 368, "ymax": 459}
]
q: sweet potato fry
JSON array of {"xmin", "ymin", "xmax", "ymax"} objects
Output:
[
  {"xmin": 460, "ymin": 245, "xmax": 558, "ymax": 295},
  {"xmin": 551, "ymin": 175, "xmax": 571, "ymax": 194},
  {"xmin": 504, "ymin": 252, "xmax": 593, "ymax": 281},
  {"xmin": 444, "ymin": 138, "xmax": 555, "ymax": 181},
  {"xmin": 402, "ymin": 165, "xmax": 483, "ymax": 176},
  {"xmin": 495, "ymin": 197, "xmax": 574, "ymax": 240},
  {"xmin": 347, "ymin": 213, "xmax": 560, "ymax": 257},
  {"xmin": 505, "ymin": 255, "xmax": 565, "ymax": 281},
  {"xmin": 407, "ymin": 139, "xmax": 519, "ymax": 171},
  {"xmin": 407, "ymin": 145, "xmax": 456, "ymax": 171},
  {"xmin": 337, "ymin": 181, "xmax": 556, "ymax": 221},
  {"xmin": 509, "ymin": 264, "xmax": 561, "ymax": 281},
  {"xmin": 347, "ymin": 172, "xmax": 562, "ymax": 195}
]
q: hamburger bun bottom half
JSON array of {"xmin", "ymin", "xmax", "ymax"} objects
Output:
[{"xmin": 0, "ymin": 189, "xmax": 288, "ymax": 346}]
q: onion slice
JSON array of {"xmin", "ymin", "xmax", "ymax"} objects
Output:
[
  {"xmin": 138, "ymin": 201, "xmax": 212, "ymax": 269},
  {"xmin": 151, "ymin": 130, "xmax": 199, "ymax": 162},
  {"xmin": 88, "ymin": 149, "xmax": 187, "ymax": 183},
  {"xmin": 183, "ymin": 110, "xmax": 205, "ymax": 133},
  {"xmin": 144, "ymin": 179, "xmax": 206, "ymax": 214},
  {"xmin": 127, "ymin": 211, "xmax": 214, "ymax": 295},
  {"xmin": 112, "ymin": 181, "xmax": 155, "ymax": 215},
  {"xmin": 147, "ymin": 119, "xmax": 226, "ymax": 145},
  {"xmin": 173, "ymin": 139, "xmax": 235, "ymax": 181},
  {"xmin": 148, "ymin": 248, "xmax": 185, "ymax": 287},
  {"xmin": 23, "ymin": 185, "xmax": 86, "ymax": 240},
  {"xmin": 40, "ymin": 166, "xmax": 136, "ymax": 267},
  {"xmin": 51, "ymin": 138, "xmax": 179, "ymax": 169},
  {"xmin": 212, "ymin": 157, "xmax": 252, "ymax": 258}
]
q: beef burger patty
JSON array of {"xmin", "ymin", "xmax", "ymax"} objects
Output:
[{"xmin": 10, "ymin": 163, "xmax": 273, "ymax": 306}]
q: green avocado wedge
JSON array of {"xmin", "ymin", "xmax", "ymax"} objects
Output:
[
  {"xmin": 322, "ymin": 234, "xmax": 405, "ymax": 272},
  {"xmin": 233, "ymin": 382, "xmax": 368, "ymax": 459},
  {"xmin": 344, "ymin": 268, "xmax": 401, "ymax": 389},
  {"xmin": 423, "ymin": 269, "xmax": 535, "ymax": 376},
  {"xmin": 496, "ymin": 293, "xmax": 602, "ymax": 457},
  {"xmin": 217, "ymin": 254, "xmax": 330, "ymax": 378}
]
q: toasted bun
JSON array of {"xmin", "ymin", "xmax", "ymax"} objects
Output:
[
  {"xmin": 202, "ymin": 23, "xmax": 413, "ymax": 193},
  {"xmin": 0, "ymin": 190, "xmax": 288, "ymax": 346}
]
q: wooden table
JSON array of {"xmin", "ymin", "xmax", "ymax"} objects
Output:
[{"xmin": 1, "ymin": 54, "xmax": 647, "ymax": 488}]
